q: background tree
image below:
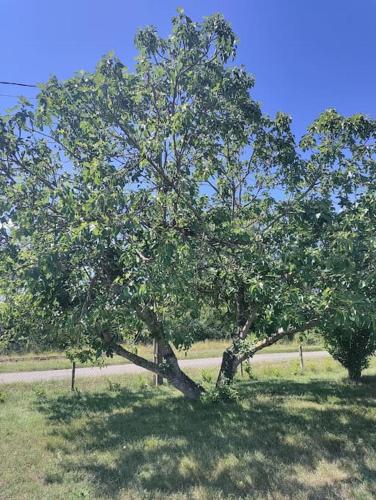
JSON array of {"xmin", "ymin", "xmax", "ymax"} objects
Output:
[
  {"xmin": 298, "ymin": 111, "xmax": 376, "ymax": 381},
  {"xmin": 209, "ymin": 109, "xmax": 376, "ymax": 385}
]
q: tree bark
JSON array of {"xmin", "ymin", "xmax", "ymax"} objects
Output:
[
  {"xmin": 114, "ymin": 340, "xmax": 203, "ymax": 400},
  {"xmin": 165, "ymin": 364, "xmax": 204, "ymax": 400},
  {"xmin": 216, "ymin": 319, "xmax": 318, "ymax": 387},
  {"xmin": 132, "ymin": 305, "xmax": 204, "ymax": 399},
  {"xmin": 216, "ymin": 348, "xmax": 240, "ymax": 386},
  {"xmin": 155, "ymin": 338, "xmax": 204, "ymax": 400},
  {"xmin": 216, "ymin": 291, "xmax": 257, "ymax": 386},
  {"xmin": 103, "ymin": 329, "xmax": 203, "ymax": 400},
  {"xmin": 348, "ymin": 366, "xmax": 362, "ymax": 383}
]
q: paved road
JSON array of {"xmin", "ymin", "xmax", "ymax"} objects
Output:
[{"xmin": 0, "ymin": 351, "xmax": 329, "ymax": 385}]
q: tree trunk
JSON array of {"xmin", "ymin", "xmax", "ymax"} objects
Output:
[
  {"xmin": 216, "ymin": 288, "xmax": 260, "ymax": 387},
  {"xmin": 348, "ymin": 365, "xmax": 362, "ymax": 383},
  {"xmin": 166, "ymin": 367, "xmax": 204, "ymax": 400},
  {"xmin": 104, "ymin": 303, "xmax": 205, "ymax": 400},
  {"xmin": 157, "ymin": 339, "xmax": 204, "ymax": 400},
  {"xmin": 216, "ymin": 349, "xmax": 240, "ymax": 386},
  {"xmin": 130, "ymin": 305, "xmax": 204, "ymax": 399},
  {"xmin": 216, "ymin": 319, "xmax": 319, "ymax": 388},
  {"xmin": 108, "ymin": 337, "xmax": 204, "ymax": 400}
]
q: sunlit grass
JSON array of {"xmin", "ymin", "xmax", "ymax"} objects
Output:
[{"xmin": 0, "ymin": 357, "xmax": 375, "ymax": 499}]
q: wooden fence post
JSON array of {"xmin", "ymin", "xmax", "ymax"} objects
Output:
[
  {"xmin": 71, "ymin": 361, "xmax": 76, "ymax": 391},
  {"xmin": 299, "ymin": 345, "xmax": 304, "ymax": 374}
]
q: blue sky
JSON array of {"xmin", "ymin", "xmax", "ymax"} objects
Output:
[{"xmin": 0, "ymin": 0, "xmax": 375, "ymax": 136}]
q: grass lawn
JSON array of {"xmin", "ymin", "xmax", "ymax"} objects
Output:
[
  {"xmin": 0, "ymin": 357, "xmax": 375, "ymax": 499},
  {"xmin": 0, "ymin": 339, "xmax": 324, "ymax": 373}
]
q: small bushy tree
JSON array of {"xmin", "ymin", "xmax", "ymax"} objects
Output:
[
  {"xmin": 301, "ymin": 111, "xmax": 376, "ymax": 381},
  {"xmin": 324, "ymin": 325, "xmax": 375, "ymax": 381}
]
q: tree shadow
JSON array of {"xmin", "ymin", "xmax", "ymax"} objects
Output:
[
  {"xmin": 36, "ymin": 378, "xmax": 376, "ymax": 498},
  {"xmin": 242, "ymin": 376, "xmax": 376, "ymax": 407}
]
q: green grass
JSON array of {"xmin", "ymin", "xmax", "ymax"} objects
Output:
[
  {"xmin": 0, "ymin": 339, "xmax": 324, "ymax": 373},
  {"xmin": 0, "ymin": 357, "xmax": 375, "ymax": 499}
]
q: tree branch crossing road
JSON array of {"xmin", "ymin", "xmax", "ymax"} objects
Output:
[{"xmin": 0, "ymin": 351, "xmax": 329, "ymax": 385}]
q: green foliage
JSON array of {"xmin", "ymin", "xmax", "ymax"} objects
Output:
[
  {"xmin": 200, "ymin": 369, "xmax": 213, "ymax": 385},
  {"xmin": 201, "ymin": 383, "xmax": 240, "ymax": 404},
  {"xmin": 323, "ymin": 326, "xmax": 375, "ymax": 381},
  {"xmin": 32, "ymin": 386, "xmax": 47, "ymax": 402},
  {"xmin": 313, "ymin": 169, "xmax": 376, "ymax": 379},
  {"xmin": 243, "ymin": 361, "xmax": 254, "ymax": 380},
  {"xmin": 106, "ymin": 379, "xmax": 122, "ymax": 393},
  {"xmin": 1, "ymin": 11, "xmax": 255, "ymax": 358},
  {"xmin": 0, "ymin": 10, "xmax": 375, "ymax": 387}
]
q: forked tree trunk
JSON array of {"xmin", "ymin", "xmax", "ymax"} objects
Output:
[
  {"xmin": 155, "ymin": 338, "xmax": 204, "ymax": 399},
  {"xmin": 216, "ymin": 287, "xmax": 251, "ymax": 386},
  {"xmin": 132, "ymin": 305, "xmax": 204, "ymax": 399},
  {"xmin": 102, "ymin": 332, "xmax": 204, "ymax": 400},
  {"xmin": 216, "ymin": 320, "xmax": 318, "ymax": 388}
]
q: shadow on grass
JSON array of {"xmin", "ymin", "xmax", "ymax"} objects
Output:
[
  {"xmin": 36, "ymin": 377, "xmax": 376, "ymax": 499},
  {"xmin": 246, "ymin": 375, "xmax": 376, "ymax": 406}
]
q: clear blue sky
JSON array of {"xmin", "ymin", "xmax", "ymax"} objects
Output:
[{"xmin": 1, "ymin": 0, "xmax": 375, "ymax": 136}]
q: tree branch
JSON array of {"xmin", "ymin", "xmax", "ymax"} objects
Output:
[
  {"xmin": 239, "ymin": 318, "xmax": 319, "ymax": 363},
  {"xmin": 101, "ymin": 331, "xmax": 163, "ymax": 375}
]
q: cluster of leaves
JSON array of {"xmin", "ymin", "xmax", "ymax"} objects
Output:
[{"xmin": 201, "ymin": 382, "xmax": 240, "ymax": 404}]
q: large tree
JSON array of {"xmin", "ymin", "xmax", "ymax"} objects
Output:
[
  {"xmin": 1, "ymin": 12, "xmax": 375, "ymax": 398},
  {"xmin": 1, "ymin": 11, "xmax": 264, "ymax": 399}
]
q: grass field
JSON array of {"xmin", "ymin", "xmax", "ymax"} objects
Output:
[
  {"xmin": 0, "ymin": 357, "xmax": 375, "ymax": 499},
  {"xmin": 0, "ymin": 339, "xmax": 324, "ymax": 373}
]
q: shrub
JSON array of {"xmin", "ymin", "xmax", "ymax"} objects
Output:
[
  {"xmin": 201, "ymin": 383, "xmax": 239, "ymax": 404},
  {"xmin": 323, "ymin": 326, "xmax": 376, "ymax": 382}
]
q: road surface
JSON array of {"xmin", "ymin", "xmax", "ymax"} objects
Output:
[{"xmin": 0, "ymin": 350, "xmax": 329, "ymax": 385}]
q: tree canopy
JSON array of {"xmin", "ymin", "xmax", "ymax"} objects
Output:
[{"xmin": 1, "ymin": 11, "xmax": 375, "ymax": 397}]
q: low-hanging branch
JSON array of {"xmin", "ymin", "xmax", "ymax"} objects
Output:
[{"xmin": 242, "ymin": 318, "xmax": 320, "ymax": 363}]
